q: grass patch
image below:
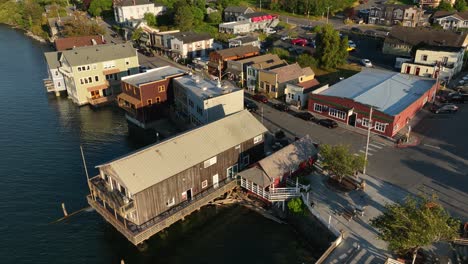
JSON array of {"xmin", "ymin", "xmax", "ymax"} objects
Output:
[{"xmin": 313, "ymin": 64, "xmax": 361, "ymax": 86}]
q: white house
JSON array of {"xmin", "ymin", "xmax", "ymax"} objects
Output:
[
  {"xmin": 169, "ymin": 32, "xmax": 214, "ymax": 59},
  {"xmin": 173, "ymin": 74, "xmax": 244, "ymax": 126},
  {"xmin": 401, "ymin": 45, "xmax": 464, "ymax": 81},
  {"xmin": 285, "ymin": 79, "xmax": 320, "ymax": 109},
  {"xmin": 44, "ymin": 51, "xmax": 67, "ymax": 95},
  {"xmin": 219, "ymin": 21, "xmax": 251, "ymax": 34},
  {"xmin": 113, "ymin": 0, "xmax": 166, "ymax": 25},
  {"xmin": 432, "ymin": 11, "xmax": 468, "ymax": 30},
  {"xmin": 228, "ymin": 35, "xmax": 260, "ymax": 48}
]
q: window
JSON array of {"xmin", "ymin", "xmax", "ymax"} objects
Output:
[
  {"xmin": 95, "ymin": 76, "xmax": 99, "ymax": 82},
  {"xmin": 156, "ymin": 97, "xmax": 161, "ymax": 103},
  {"xmin": 78, "ymin": 67, "xmax": 81, "ymax": 72},
  {"xmin": 314, "ymin": 103, "xmax": 323, "ymax": 112},
  {"xmin": 196, "ymin": 106, "xmax": 203, "ymax": 115},
  {"xmin": 166, "ymin": 197, "xmax": 175, "ymax": 207},
  {"xmin": 188, "ymin": 99, "xmax": 194, "ymax": 108},
  {"xmin": 158, "ymin": 85, "xmax": 165, "ymax": 92},
  {"xmin": 127, "ymin": 69, "xmax": 130, "ymax": 76},
  {"xmin": 120, "ymin": 185, "xmax": 127, "ymax": 197},
  {"xmin": 88, "ymin": 77, "xmax": 92, "ymax": 83},
  {"xmin": 201, "ymin": 180, "xmax": 208, "ymax": 189},
  {"xmin": 57, "ymin": 82, "xmax": 61, "ymax": 87},
  {"xmin": 421, "ymin": 54, "xmax": 428, "ymax": 61},
  {"xmin": 361, "ymin": 118, "xmax": 370, "ymax": 128},
  {"xmin": 80, "ymin": 79, "xmax": 84, "ymax": 85},
  {"xmin": 329, "ymin": 108, "xmax": 346, "ymax": 120},
  {"xmin": 253, "ymin": 134, "xmax": 263, "ymax": 144},
  {"xmin": 147, "ymin": 99, "xmax": 152, "ymax": 105},
  {"xmin": 55, "ymin": 71, "xmax": 58, "ymax": 76},
  {"xmin": 242, "ymin": 155, "xmax": 249, "ymax": 167},
  {"xmin": 133, "ymin": 87, "xmax": 136, "ymax": 95},
  {"xmin": 374, "ymin": 122, "xmax": 387, "ymax": 132},
  {"xmin": 204, "ymin": 156, "xmax": 217, "ymax": 168},
  {"xmin": 87, "ymin": 65, "xmax": 90, "ymax": 70}
]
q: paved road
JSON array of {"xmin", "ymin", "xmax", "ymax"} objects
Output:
[{"xmin": 248, "ymin": 98, "xmax": 468, "ymax": 220}]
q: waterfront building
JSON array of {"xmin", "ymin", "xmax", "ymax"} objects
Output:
[
  {"xmin": 44, "ymin": 52, "xmax": 67, "ymax": 96},
  {"xmin": 87, "ymin": 110, "xmax": 267, "ymax": 245},
  {"xmin": 54, "ymin": 35, "xmax": 105, "ymax": 51},
  {"xmin": 117, "ymin": 66, "xmax": 187, "ymax": 128},
  {"xmin": 58, "ymin": 43, "xmax": 139, "ymax": 106},
  {"xmin": 173, "ymin": 75, "xmax": 244, "ymax": 126}
]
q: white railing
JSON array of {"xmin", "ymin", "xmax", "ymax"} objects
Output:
[
  {"xmin": 241, "ymin": 178, "xmax": 270, "ymax": 200},
  {"xmin": 269, "ymin": 187, "xmax": 301, "ymax": 201},
  {"xmin": 286, "ymin": 178, "xmax": 311, "ymax": 192}
]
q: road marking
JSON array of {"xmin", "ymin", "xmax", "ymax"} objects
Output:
[
  {"xmin": 359, "ymin": 150, "xmax": 373, "ymax": 156},
  {"xmin": 423, "ymin": 144, "xmax": 441, "ymax": 150},
  {"xmin": 366, "ymin": 147, "xmax": 378, "ymax": 152},
  {"xmin": 368, "ymin": 143, "xmax": 383, "ymax": 149},
  {"xmin": 372, "ymin": 141, "xmax": 387, "ymax": 147}
]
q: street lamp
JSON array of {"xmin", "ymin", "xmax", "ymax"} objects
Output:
[{"xmin": 363, "ymin": 105, "xmax": 375, "ymax": 175}]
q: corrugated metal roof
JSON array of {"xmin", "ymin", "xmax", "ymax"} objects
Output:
[
  {"xmin": 259, "ymin": 135, "xmax": 317, "ymax": 180},
  {"xmin": 98, "ymin": 110, "xmax": 267, "ymax": 194},
  {"xmin": 61, "ymin": 43, "xmax": 137, "ymax": 66},
  {"xmin": 318, "ymin": 69, "xmax": 436, "ymax": 116}
]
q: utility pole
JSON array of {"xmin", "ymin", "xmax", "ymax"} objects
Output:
[
  {"xmin": 433, "ymin": 61, "xmax": 441, "ymax": 103},
  {"xmin": 259, "ymin": 0, "xmax": 262, "ymax": 12},
  {"xmin": 363, "ymin": 106, "xmax": 373, "ymax": 175},
  {"xmin": 326, "ymin": 6, "xmax": 331, "ymax": 24}
]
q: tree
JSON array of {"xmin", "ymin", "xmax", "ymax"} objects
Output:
[
  {"xmin": 454, "ymin": 0, "xmax": 467, "ymax": 11},
  {"xmin": 62, "ymin": 11, "xmax": 105, "ymax": 37},
  {"xmin": 320, "ymin": 144, "xmax": 366, "ymax": 183},
  {"xmin": 206, "ymin": 11, "xmax": 221, "ymax": 24},
  {"xmin": 315, "ymin": 24, "xmax": 348, "ymax": 69},
  {"xmin": 438, "ymin": 0, "xmax": 455, "ymax": 11},
  {"xmin": 371, "ymin": 195, "xmax": 460, "ymax": 263},
  {"xmin": 287, "ymin": 197, "xmax": 304, "ymax": 214},
  {"xmin": 175, "ymin": 5, "xmax": 194, "ymax": 31},
  {"xmin": 297, "ymin": 54, "xmax": 317, "ymax": 68},
  {"xmin": 269, "ymin": 47, "xmax": 290, "ymax": 60},
  {"xmin": 88, "ymin": 0, "xmax": 112, "ymax": 17},
  {"xmin": 144, "ymin": 12, "xmax": 157, "ymax": 27},
  {"xmin": 132, "ymin": 27, "xmax": 143, "ymax": 41}
]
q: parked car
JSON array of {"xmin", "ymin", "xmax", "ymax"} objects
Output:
[
  {"xmin": 351, "ymin": 27, "xmax": 362, "ymax": 33},
  {"xmin": 309, "ymin": 39, "xmax": 317, "ymax": 48},
  {"xmin": 431, "ymin": 104, "xmax": 458, "ymax": 114},
  {"xmin": 281, "ymin": 35, "xmax": 291, "ymax": 41},
  {"xmin": 244, "ymin": 99, "xmax": 258, "ymax": 112},
  {"xmin": 361, "ymin": 59, "xmax": 373, "ymax": 67},
  {"xmin": 273, "ymin": 103, "xmax": 290, "ymax": 112},
  {"xmin": 347, "ymin": 40, "xmax": 356, "ymax": 51},
  {"xmin": 291, "ymin": 38, "xmax": 308, "ymax": 46},
  {"xmin": 252, "ymin": 94, "xmax": 269, "ymax": 103},
  {"xmin": 264, "ymin": 27, "xmax": 277, "ymax": 34},
  {"xmin": 318, "ymin": 118, "xmax": 338, "ymax": 128},
  {"xmin": 293, "ymin": 112, "xmax": 316, "ymax": 121}
]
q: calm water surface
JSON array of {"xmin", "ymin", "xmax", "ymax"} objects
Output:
[{"xmin": 0, "ymin": 25, "xmax": 318, "ymax": 263}]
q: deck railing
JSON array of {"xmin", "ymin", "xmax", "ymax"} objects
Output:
[
  {"xmin": 240, "ymin": 177, "xmax": 301, "ymax": 202},
  {"xmin": 87, "ymin": 95, "xmax": 115, "ymax": 106}
]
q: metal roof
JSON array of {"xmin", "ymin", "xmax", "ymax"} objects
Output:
[
  {"xmin": 174, "ymin": 75, "xmax": 239, "ymax": 99},
  {"xmin": 258, "ymin": 135, "xmax": 318, "ymax": 180},
  {"xmin": 60, "ymin": 43, "xmax": 137, "ymax": 66},
  {"xmin": 318, "ymin": 69, "xmax": 436, "ymax": 116},
  {"xmin": 98, "ymin": 110, "xmax": 268, "ymax": 194},
  {"xmin": 121, "ymin": 66, "xmax": 186, "ymax": 87}
]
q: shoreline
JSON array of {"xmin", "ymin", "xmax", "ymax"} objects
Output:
[{"xmin": 0, "ymin": 23, "xmax": 48, "ymax": 43}]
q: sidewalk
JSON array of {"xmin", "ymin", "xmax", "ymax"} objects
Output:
[{"xmin": 305, "ymin": 165, "xmax": 410, "ymax": 263}]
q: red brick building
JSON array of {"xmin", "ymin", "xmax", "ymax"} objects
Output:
[
  {"xmin": 208, "ymin": 45, "xmax": 260, "ymax": 75},
  {"xmin": 117, "ymin": 66, "xmax": 186, "ymax": 127},
  {"xmin": 308, "ymin": 69, "xmax": 438, "ymax": 137}
]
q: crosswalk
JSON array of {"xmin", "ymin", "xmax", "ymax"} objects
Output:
[{"xmin": 354, "ymin": 141, "xmax": 387, "ymax": 157}]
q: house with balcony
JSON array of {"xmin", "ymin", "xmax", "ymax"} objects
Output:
[
  {"xmin": 44, "ymin": 51, "xmax": 67, "ymax": 96},
  {"xmin": 383, "ymin": 26, "xmax": 468, "ymax": 56},
  {"xmin": 227, "ymin": 54, "xmax": 285, "ymax": 88},
  {"xmin": 207, "ymin": 45, "xmax": 260, "ymax": 75},
  {"xmin": 113, "ymin": 0, "xmax": 166, "ymax": 25},
  {"xmin": 58, "ymin": 43, "xmax": 139, "ymax": 106},
  {"xmin": 117, "ymin": 66, "xmax": 186, "ymax": 128},
  {"xmin": 432, "ymin": 11, "xmax": 468, "ymax": 30},
  {"xmin": 149, "ymin": 30, "xmax": 180, "ymax": 55},
  {"xmin": 173, "ymin": 75, "xmax": 244, "ymax": 127},
  {"xmin": 257, "ymin": 63, "xmax": 315, "ymax": 99},
  {"xmin": 246, "ymin": 56, "xmax": 287, "ymax": 92},
  {"xmin": 367, "ymin": 5, "xmax": 424, "ymax": 27},
  {"xmin": 223, "ymin": 6, "xmax": 254, "ymax": 22},
  {"xmin": 87, "ymin": 109, "xmax": 268, "ymax": 245},
  {"xmin": 400, "ymin": 45, "xmax": 464, "ymax": 81},
  {"xmin": 168, "ymin": 32, "xmax": 213, "ymax": 60}
]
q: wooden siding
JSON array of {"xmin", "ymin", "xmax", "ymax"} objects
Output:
[{"xmin": 133, "ymin": 136, "xmax": 265, "ymax": 225}]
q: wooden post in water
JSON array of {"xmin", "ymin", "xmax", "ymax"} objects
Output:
[
  {"xmin": 80, "ymin": 145, "xmax": 95, "ymax": 200},
  {"xmin": 62, "ymin": 203, "xmax": 68, "ymax": 217}
]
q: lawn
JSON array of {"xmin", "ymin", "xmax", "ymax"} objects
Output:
[{"xmin": 313, "ymin": 64, "xmax": 361, "ymax": 86}]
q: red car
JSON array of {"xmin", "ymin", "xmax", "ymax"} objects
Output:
[
  {"xmin": 291, "ymin": 38, "xmax": 308, "ymax": 46},
  {"xmin": 252, "ymin": 94, "xmax": 269, "ymax": 103}
]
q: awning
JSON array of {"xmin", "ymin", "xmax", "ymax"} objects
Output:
[
  {"xmin": 238, "ymin": 167, "xmax": 272, "ymax": 187},
  {"xmin": 87, "ymin": 83, "xmax": 109, "ymax": 92},
  {"xmin": 117, "ymin": 93, "xmax": 141, "ymax": 106},
  {"xmin": 103, "ymin": 68, "xmax": 120, "ymax": 75}
]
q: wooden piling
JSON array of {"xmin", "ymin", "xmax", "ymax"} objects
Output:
[{"xmin": 62, "ymin": 203, "xmax": 68, "ymax": 217}]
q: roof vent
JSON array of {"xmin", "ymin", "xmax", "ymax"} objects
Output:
[
  {"xmin": 202, "ymin": 86, "xmax": 207, "ymax": 91},
  {"xmin": 91, "ymin": 39, "xmax": 97, "ymax": 45}
]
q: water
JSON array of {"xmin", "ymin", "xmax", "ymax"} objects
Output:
[{"xmin": 0, "ymin": 25, "xmax": 322, "ymax": 263}]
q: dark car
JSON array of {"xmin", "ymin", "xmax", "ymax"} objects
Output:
[
  {"xmin": 244, "ymin": 99, "xmax": 259, "ymax": 112},
  {"xmin": 318, "ymin": 118, "xmax": 338, "ymax": 128},
  {"xmin": 351, "ymin": 27, "xmax": 362, "ymax": 33},
  {"xmin": 293, "ymin": 112, "xmax": 316, "ymax": 121},
  {"xmin": 252, "ymin": 94, "xmax": 269, "ymax": 103},
  {"xmin": 273, "ymin": 103, "xmax": 289, "ymax": 112}
]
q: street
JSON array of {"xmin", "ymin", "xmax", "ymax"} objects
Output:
[{"xmin": 248, "ymin": 98, "xmax": 468, "ymax": 220}]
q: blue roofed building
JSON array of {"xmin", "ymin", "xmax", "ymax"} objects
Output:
[{"xmin": 307, "ymin": 69, "xmax": 438, "ymax": 137}]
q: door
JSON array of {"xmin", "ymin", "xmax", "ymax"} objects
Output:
[
  {"xmin": 186, "ymin": 189, "xmax": 192, "ymax": 201},
  {"xmin": 213, "ymin": 174, "xmax": 219, "ymax": 188},
  {"xmin": 415, "ymin": 67, "xmax": 420, "ymax": 76},
  {"xmin": 405, "ymin": 66, "xmax": 411, "ymax": 74},
  {"xmin": 348, "ymin": 113, "xmax": 357, "ymax": 126},
  {"xmin": 227, "ymin": 164, "xmax": 238, "ymax": 179}
]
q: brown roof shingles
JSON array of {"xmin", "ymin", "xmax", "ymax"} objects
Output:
[
  {"xmin": 270, "ymin": 63, "xmax": 315, "ymax": 84},
  {"xmin": 385, "ymin": 26, "xmax": 468, "ymax": 47},
  {"xmin": 55, "ymin": 35, "xmax": 105, "ymax": 51},
  {"xmin": 215, "ymin": 45, "xmax": 260, "ymax": 58}
]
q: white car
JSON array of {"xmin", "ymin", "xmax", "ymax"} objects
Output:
[
  {"xmin": 361, "ymin": 59, "xmax": 372, "ymax": 67},
  {"xmin": 433, "ymin": 104, "xmax": 458, "ymax": 114},
  {"xmin": 281, "ymin": 35, "xmax": 290, "ymax": 41}
]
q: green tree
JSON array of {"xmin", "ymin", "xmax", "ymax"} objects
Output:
[
  {"xmin": 297, "ymin": 54, "xmax": 318, "ymax": 68},
  {"xmin": 206, "ymin": 11, "xmax": 221, "ymax": 24},
  {"xmin": 371, "ymin": 195, "xmax": 460, "ymax": 263},
  {"xmin": 320, "ymin": 144, "xmax": 366, "ymax": 183},
  {"xmin": 269, "ymin": 47, "xmax": 290, "ymax": 60},
  {"xmin": 175, "ymin": 5, "xmax": 194, "ymax": 31},
  {"xmin": 287, "ymin": 197, "xmax": 304, "ymax": 214},
  {"xmin": 454, "ymin": 0, "xmax": 467, "ymax": 11},
  {"xmin": 315, "ymin": 24, "xmax": 348, "ymax": 69},
  {"xmin": 132, "ymin": 27, "xmax": 143, "ymax": 40},
  {"xmin": 88, "ymin": 0, "xmax": 112, "ymax": 17},
  {"xmin": 438, "ymin": 0, "xmax": 455, "ymax": 11},
  {"xmin": 62, "ymin": 11, "xmax": 105, "ymax": 36},
  {"xmin": 144, "ymin": 12, "xmax": 157, "ymax": 27}
]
